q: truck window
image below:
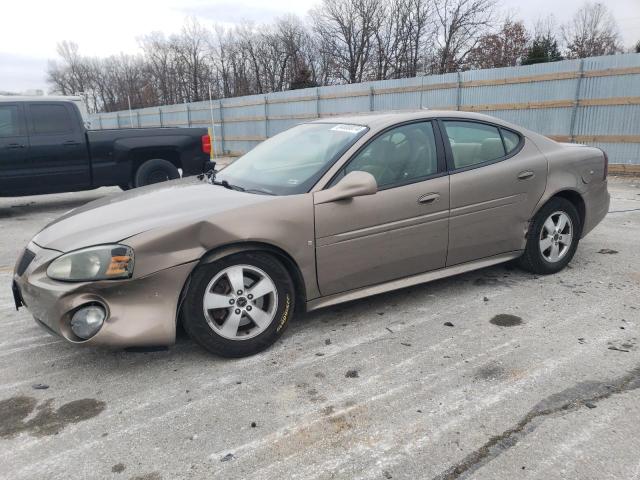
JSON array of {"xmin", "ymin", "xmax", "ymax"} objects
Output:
[
  {"xmin": 30, "ymin": 104, "xmax": 73, "ymax": 135},
  {"xmin": 0, "ymin": 105, "xmax": 19, "ymax": 137}
]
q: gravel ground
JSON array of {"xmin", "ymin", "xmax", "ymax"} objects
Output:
[{"xmin": 0, "ymin": 177, "xmax": 638, "ymax": 480}]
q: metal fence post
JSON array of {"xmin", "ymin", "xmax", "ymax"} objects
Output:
[
  {"xmin": 419, "ymin": 76, "xmax": 425, "ymax": 109},
  {"xmin": 263, "ymin": 95, "xmax": 269, "ymax": 140},
  {"xmin": 569, "ymin": 59, "xmax": 585, "ymax": 143},
  {"xmin": 116, "ymin": 113, "xmax": 121, "ymax": 128},
  {"xmin": 316, "ymin": 87, "xmax": 320, "ymax": 118},
  {"xmin": 159, "ymin": 107, "xmax": 163, "ymax": 127},
  {"xmin": 369, "ymin": 86, "xmax": 375, "ymax": 111},
  {"xmin": 219, "ymin": 100, "xmax": 226, "ymax": 155},
  {"xmin": 136, "ymin": 111, "xmax": 141, "ymax": 128},
  {"xmin": 186, "ymin": 103, "xmax": 192, "ymax": 127},
  {"xmin": 456, "ymin": 72, "xmax": 462, "ymax": 111},
  {"xmin": 98, "ymin": 116, "xmax": 103, "ymax": 130}
]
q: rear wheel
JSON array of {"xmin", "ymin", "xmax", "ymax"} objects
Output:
[
  {"xmin": 134, "ymin": 159, "xmax": 180, "ymax": 187},
  {"xmin": 518, "ymin": 197, "xmax": 581, "ymax": 274},
  {"xmin": 182, "ymin": 253, "xmax": 295, "ymax": 357}
]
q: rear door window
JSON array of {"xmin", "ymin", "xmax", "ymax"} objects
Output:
[
  {"xmin": 29, "ymin": 104, "xmax": 73, "ymax": 135},
  {"xmin": 0, "ymin": 105, "xmax": 20, "ymax": 137},
  {"xmin": 443, "ymin": 121, "xmax": 505, "ymax": 169}
]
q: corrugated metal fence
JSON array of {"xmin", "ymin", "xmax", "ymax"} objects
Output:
[{"xmin": 90, "ymin": 53, "xmax": 640, "ymax": 165}]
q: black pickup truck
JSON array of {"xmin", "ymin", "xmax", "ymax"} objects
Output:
[{"xmin": 0, "ymin": 97, "xmax": 212, "ymax": 196}]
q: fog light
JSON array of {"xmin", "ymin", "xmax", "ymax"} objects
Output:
[{"xmin": 70, "ymin": 305, "xmax": 105, "ymax": 339}]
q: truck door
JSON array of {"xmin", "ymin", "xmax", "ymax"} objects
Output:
[
  {"xmin": 0, "ymin": 102, "xmax": 29, "ymax": 195},
  {"xmin": 25, "ymin": 102, "xmax": 90, "ymax": 194}
]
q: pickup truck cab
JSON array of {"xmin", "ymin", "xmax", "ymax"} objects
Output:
[{"xmin": 0, "ymin": 96, "xmax": 212, "ymax": 196}]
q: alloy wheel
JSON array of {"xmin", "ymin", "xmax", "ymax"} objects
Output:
[
  {"xmin": 202, "ymin": 264, "xmax": 278, "ymax": 340},
  {"xmin": 539, "ymin": 211, "xmax": 573, "ymax": 263}
]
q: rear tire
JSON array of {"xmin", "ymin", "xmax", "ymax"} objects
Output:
[
  {"xmin": 134, "ymin": 159, "xmax": 180, "ymax": 187},
  {"xmin": 517, "ymin": 197, "xmax": 581, "ymax": 275},
  {"xmin": 182, "ymin": 253, "xmax": 295, "ymax": 357}
]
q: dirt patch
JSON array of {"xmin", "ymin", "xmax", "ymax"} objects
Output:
[
  {"xmin": 490, "ymin": 314, "xmax": 523, "ymax": 327},
  {"xmin": 0, "ymin": 396, "xmax": 106, "ymax": 439}
]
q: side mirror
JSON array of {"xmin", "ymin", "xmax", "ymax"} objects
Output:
[{"xmin": 314, "ymin": 171, "xmax": 377, "ymax": 204}]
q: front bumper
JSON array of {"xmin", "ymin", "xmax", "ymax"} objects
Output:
[{"xmin": 13, "ymin": 242, "xmax": 196, "ymax": 347}]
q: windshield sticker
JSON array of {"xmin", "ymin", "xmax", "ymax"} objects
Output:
[{"xmin": 330, "ymin": 124, "xmax": 367, "ymax": 134}]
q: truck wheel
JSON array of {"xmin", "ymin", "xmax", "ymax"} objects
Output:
[{"xmin": 134, "ymin": 159, "xmax": 180, "ymax": 187}]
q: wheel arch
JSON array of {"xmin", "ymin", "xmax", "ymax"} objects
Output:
[
  {"xmin": 179, "ymin": 241, "xmax": 308, "ymax": 318},
  {"xmin": 129, "ymin": 147, "xmax": 182, "ymax": 176},
  {"xmin": 532, "ymin": 188, "xmax": 586, "ymax": 234}
]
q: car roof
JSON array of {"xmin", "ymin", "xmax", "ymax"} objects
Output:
[
  {"xmin": 0, "ymin": 95, "xmax": 82, "ymax": 104},
  {"xmin": 310, "ymin": 109, "xmax": 522, "ymax": 131}
]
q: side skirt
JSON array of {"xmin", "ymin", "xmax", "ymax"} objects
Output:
[{"xmin": 306, "ymin": 251, "xmax": 522, "ymax": 312}]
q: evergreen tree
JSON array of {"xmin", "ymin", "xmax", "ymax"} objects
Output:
[{"xmin": 522, "ymin": 37, "xmax": 563, "ymax": 65}]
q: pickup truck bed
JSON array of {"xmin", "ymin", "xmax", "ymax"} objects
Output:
[{"xmin": 0, "ymin": 97, "xmax": 211, "ymax": 196}]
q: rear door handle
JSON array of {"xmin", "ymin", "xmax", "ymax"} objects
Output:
[
  {"xmin": 6, "ymin": 143, "xmax": 25, "ymax": 149},
  {"xmin": 418, "ymin": 193, "xmax": 440, "ymax": 204},
  {"xmin": 62, "ymin": 141, "xmax": 80, "ymax": 146},
  {"xmin": 517, "ymin": 171, "xmax": 534, "ymax": 180}
]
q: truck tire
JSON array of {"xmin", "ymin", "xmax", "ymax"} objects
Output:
[{"xmin": 134, "ymin": 159, "xmax": 180, "ymax": 187}]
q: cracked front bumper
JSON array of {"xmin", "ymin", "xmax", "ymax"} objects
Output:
[{"xmin": 13, "ymin": 242, "xmax": 196, "ymax": 347}]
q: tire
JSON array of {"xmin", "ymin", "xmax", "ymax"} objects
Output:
[
  {"xmin": 134, "ymin": 159, "xmax": 180, "ymax": 187},
  {"xmin": 182, "ymin": 252, "xmax": 295, "ymax": 357},
  {"xmin": 517, "ymin": 197, "xmax": 581, "ymax": 275}
]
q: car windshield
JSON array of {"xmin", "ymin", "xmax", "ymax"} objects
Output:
[{"xmin": 216, "ymin": 123, "xmax": 368, "ymax": 195}]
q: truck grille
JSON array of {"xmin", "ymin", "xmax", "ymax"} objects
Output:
[{"xmin": 16, "ymin": 249, "xmax": 36, "ymax": 276}]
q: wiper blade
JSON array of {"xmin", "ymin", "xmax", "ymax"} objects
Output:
[
  {"xmin": 243, "ymin": 188, "xmax": 275, "ymax": 195},
  {"xmin": 198, "ymin": 170, "xmax": 244, "ymax": 191}
]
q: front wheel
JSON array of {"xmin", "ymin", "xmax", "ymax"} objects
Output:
[
  {"xmin": 517, "ymin": 197, "xmax": 581, "ymax": 275},
  {"xmin": 182, "ymin": 253, "xmax": 295, "ymax": 357}
]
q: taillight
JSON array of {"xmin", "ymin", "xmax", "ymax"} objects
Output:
[
  {"xmin": 201, "ymin": 134, "xmax": 211, "ymax": 154},
  {"xmin": 602, "ymin": 150, "xmax": 608, "ymax": 180}
]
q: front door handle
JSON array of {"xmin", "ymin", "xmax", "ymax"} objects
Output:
[
  {"xmin": 518, "ymin": 171, "xmax": 535, "ymax": 180},
  {"xmin": 62, "ymin": 140, "xmax": 80, "ymax": 146},
  {"xmin": 418, "ymin": 193, "xmax": 440, "ymax": 204},
  {"xmin": 6, "ymin": 143, "xmax": 25, "ymax": 149}
]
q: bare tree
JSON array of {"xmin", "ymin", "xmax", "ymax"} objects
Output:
[
  {"xmin": 311, "ymin": 0, "xmax": 384, "ymax": 83},
  {"xmin": 431, "ymin": 0, "xmax": 497, "ymax": 73},
  {"xmin": 561, "ymin": 2, "xmax": 622, "ymax": 58}
]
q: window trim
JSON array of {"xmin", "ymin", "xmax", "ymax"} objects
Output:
[
  {"xmin": 27, "ymin": 102, "xmax": 75, "ymax": 136},
  {"xmin": 437, "ymin": 118, "xmax": 524, "ymax": 174},
  {"xmin": 0, "ymin": 103, "xmax": 26, "ymax": 137},
  {"xmin": 323, "ymin": 119, "xmax": 448, "ymax": 192}
]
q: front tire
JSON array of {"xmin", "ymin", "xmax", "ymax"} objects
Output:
[
  {"xmin": 182, "ymin": 253, "xmax": 295, "ymax": 357},
  {"xmin": 518, "ymin": 197, "xmax": 581, "ymax": 275}
]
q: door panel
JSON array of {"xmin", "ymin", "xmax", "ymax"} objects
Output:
[
  {"xmin": 0, "ymin": 103, "xmax": 29, "ymax": 195},
  {"xmin": 315, "ymin": 176, "xmax": 450, "ymax": 295},
  {"xmin": 25, "ymin": 102, "xmax": 90, "ymax": 193},
  {"xmin": 447, "ymin": 138, "xmax": 547, "ymax": 265}
]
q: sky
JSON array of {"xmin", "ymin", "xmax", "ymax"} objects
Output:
[{"xmin": 1, "ymin": 0, "xmax": 639, "ymax": 93}]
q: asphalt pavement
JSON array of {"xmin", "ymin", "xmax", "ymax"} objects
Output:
[{"xmin": 0, "ymin": 177, "xmax": 638, "ymax": 480}]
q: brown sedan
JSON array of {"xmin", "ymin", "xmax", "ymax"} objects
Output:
[{"xmin": 12, "ymin": 111, "xmax": 610, "ymax": 357}]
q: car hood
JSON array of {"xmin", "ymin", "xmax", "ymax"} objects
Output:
[{"xmin": 33, "ymin": 178, "xmax": 275, "ymax": 252}]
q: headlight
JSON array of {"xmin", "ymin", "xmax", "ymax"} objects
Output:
[{"xmin": 47, "ymin": 245, "xmax": 134, "ymax": 282}]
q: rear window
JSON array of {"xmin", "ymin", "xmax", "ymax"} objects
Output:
[
  {"xmin": 30, "ymin": 104, "xmax": 73, "ymax": 134},
  {"xmin": 0, "ymin": 105, "xmax": 20, "ymax": 137},
  {"xmin": 443, "ymin": 121, "xmax": 505, "ymax": 169},
  {"xmin": 502, "ymin": 129, "xmax": 521, "ymax": 153}
]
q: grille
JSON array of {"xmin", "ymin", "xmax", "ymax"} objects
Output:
[{"xmin": 16, "ymin": 249, "xmax": 36, "ymax": 276}]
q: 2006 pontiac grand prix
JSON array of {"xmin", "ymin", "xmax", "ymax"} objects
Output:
[{"xmin": 12, "ymin": 111, "xmax": 610, "ymax": 357}]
